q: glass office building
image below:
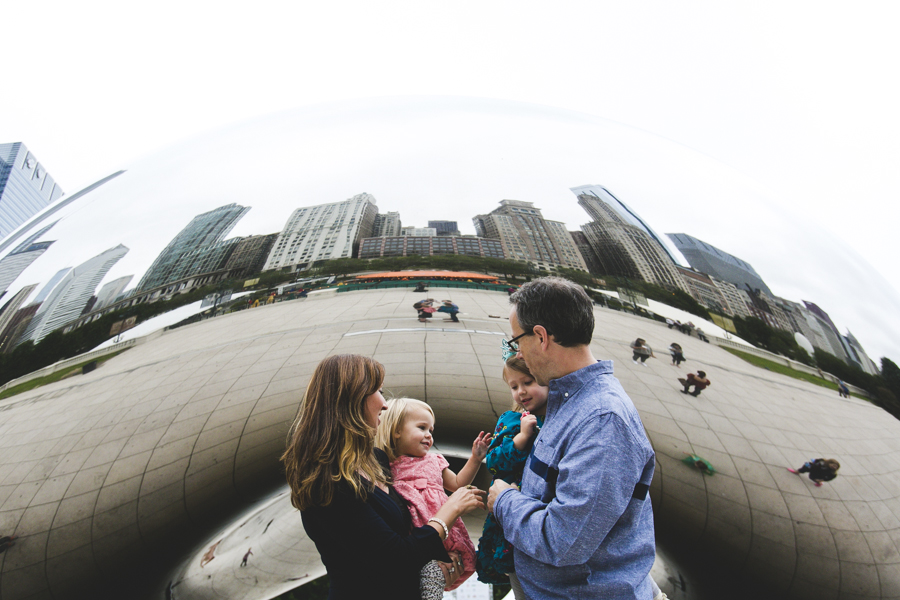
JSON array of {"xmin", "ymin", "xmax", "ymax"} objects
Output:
[
  {"xmin": 137, "ymin": 203, "xmax": 251, "ymax": 292},
  {"xmin": 0, "ymin": 143, "xmax": 63, "ymax": 242},
  {"xmin": 667, "ymin": 232, "xmax": 773, "ymax": 296}
]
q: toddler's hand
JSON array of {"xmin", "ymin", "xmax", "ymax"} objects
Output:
[
  {"xmin": 520, "ymin": 412, "xmax": 539, "ymax": 438},
  {"xmin": 471, "ymin": 431, "xmax": 492, "ymax": 460}
]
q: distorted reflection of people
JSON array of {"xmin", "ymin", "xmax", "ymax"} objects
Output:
[
  {"xmin": 678, "ymin": 371, "xmax": 710, "ymax": 396},
  {"xmin": 282, "ymin": 354, "xmax": 485, "ymax": 599}
]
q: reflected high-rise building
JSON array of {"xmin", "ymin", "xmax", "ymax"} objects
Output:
[
  {"xmin": 573, "ymin": 188, "xmax": 688, "ymax": 292},
  {"xmin": 473, "ymin": 200, "xmax": 587, "ymax": 271},
  {"xmin": 93, "ymin": 275, "xmax": 134, "ymax": 312},
  {"xmin": 803, "ymin": 300, "xmax": 851, "ymax": 361},
  {"xmin": 428, "ymin": 220, "xmax": 460, "ymax": 236},
  {"xmin": 0, "ymin": 143, "xmax": 64, "ymax": 241},
  {"xmin": 373, "ymin": 211, "xmax": 402, "ymax": 237},
  {"xmin": 841, "ymin": 330, "xmax": 880, "ymax": 375},
  {"xmin": 264, "ymin": 193, "xmax": 378, "ymax": 272},
  {"xmin": 0, "ymin": 221, "xmax": 57, "ymax": 298},
  {"xmin": 667, "ymin": 232, "xmax": 773, "ymax": 296},
  {"xmin": 0, "ymin": 284, "xmax": 38, "ymax": 351},
  {"xmin": 222, "ymin": 233, "xmax": 279, "ymax": 277},
  {"xmin": 572, "ymin": 185, "xmax": 679, "ymax": 264},
  {"xmin": 137, "ymin": 203, "xmax": 251, "ymax": 292},
  {"xmin": 21, "ymin": 244, "xmax": 129, "ymax": 344},
  {"xmin": 33, "ymin": 267, "xmax": 71, "ymax": 306}
]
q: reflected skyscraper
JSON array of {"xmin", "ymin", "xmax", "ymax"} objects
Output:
[
  {"xmin": 428, "ymin": 220, "xmax": 460, "ymax": 236},
  {"xmin": 264, "ymin": 193, "xmax": 378, "ymax": 271},
  {"xmin": 573, "ymin": 188, "xmax": 688, "ymax": 292},
  {"xmin": 0, "ymin": 284, "xmax": 38, "ymax": 351},
  {"xmin": 571, "ymin": 185, "xmax": 678, "ymax": 264},
  {"xmin": 373, "ymin": 211, "xmax": 402, "ymax": 237},
  {"xmin": 0, "ymin": 143, "xmax": 63, "ymax": 241},
  {"xmin": 667, "ymin": 232, "xmax": 773, "ymax": 296},
  {"xmin": 21, "ymin": 244, "xmax": 129, "ymax": 344},
  {"xmin": 93, "ymin": 275, "xmax": 133, "ymax": 311},
  {"xmin": 0, "ymin": 221, "xmax": 56, "ymax": 297},
  {"xmin": 473, "ymin": 200, "xmax": 587, "ymax": 271},
  {"xmin": 137, "ymin": 203, "xmax": 251, "ymax": 292},
  {"xmin": 33, "ymin": 267, "xmax": 71, "ymax": 306}
]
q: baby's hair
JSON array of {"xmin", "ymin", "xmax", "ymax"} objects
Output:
[
  {"xmin": 824, "ymin": 459, "xmax": 841, "ymax": 472},
  {"xmin": 502, "ymin": 357, "xmax": 536, "ymax": 412},
  {"xmin": 697, "ymin": 370, "xmax": 706, "ymax": 378},
  {"xmin": 374, "ymin": 397, "xmax": 435, "ymax": 462}
]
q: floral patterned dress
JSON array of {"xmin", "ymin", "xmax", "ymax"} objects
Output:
[
  {"xmin": 391, "ymin": 453, "xmax": 476, "ymax": 591},
  {"xmin": 475, "ymin": 410, "xmax": 544, "ymax": 584}
]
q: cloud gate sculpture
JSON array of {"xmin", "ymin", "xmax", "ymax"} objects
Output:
[{"xmin": 0, "ymin": 98, "xmax": 899, "ymax": 599}]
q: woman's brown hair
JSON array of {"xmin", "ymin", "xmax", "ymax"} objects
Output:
[{"xmin": 281, "ymin": 354, "xmax": 386, "ymax": 510}]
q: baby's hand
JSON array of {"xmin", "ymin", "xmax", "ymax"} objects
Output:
[
  {"xmin": 520, "ymin": 412, "xmax": 539, "ymax": 438},
  {"xmin": 471, "ymin": 431, "xmax": 492, "ymax": 460}
]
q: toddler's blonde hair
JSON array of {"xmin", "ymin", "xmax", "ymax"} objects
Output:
[{"xmin": 374, "ymin": 397, "xmax": 435, "ymax": 462}]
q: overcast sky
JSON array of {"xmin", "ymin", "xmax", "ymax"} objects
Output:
[{"xmin": 2, "ymin": 2, "xmax": 899, "ymax": 363}]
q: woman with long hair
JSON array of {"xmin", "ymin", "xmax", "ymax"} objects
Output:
[{"xmin": 282, "ymin": 354, "xmax": 485, "ymax": 599}]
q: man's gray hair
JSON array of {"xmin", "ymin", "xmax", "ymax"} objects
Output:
[{"xmin": 510, "ymin": 277, "xmax": 594, "ymax": 346}]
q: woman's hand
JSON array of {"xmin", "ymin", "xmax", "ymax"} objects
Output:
[
  {"xmin": 430, "ymin": 485, "xmax": 486, "ymax": 533},
  {"xmin": 439, "ymin": 551, "xmax": 463, "ymax": 589},
  {"xmin": 471, "ymin": 431, "xmax": 492, "ymax": 460}
]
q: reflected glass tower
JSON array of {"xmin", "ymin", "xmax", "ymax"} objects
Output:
[
  {"xmin": 667, "ymin": 232, "xmax": 773, "ymax": 296},
  {"xmin": 21, "ymin": 244, "xmax": 129, "ymax": 344},
  {"xmin": 137, "ymin": 203, "xmax": 250, "ymax": 292},
  {"xmin": 571, "ymin": 185, "xmax": 678, "ymax": 264},
  {"xmin": 428, "ymin": 220, "xmax": 460, "ymax": 236},
  {"xmin": 573, "ymin": 187, "xmax": 688, "ymax": 292},
  {"xmin": 0, "ymin": 221, "xmax": 56, "ymax": 297},
  {"xmin": 0, "ymin": 143, "xmax": 63, "ymax": 241}
]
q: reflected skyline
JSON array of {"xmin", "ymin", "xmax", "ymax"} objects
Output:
[{"xmin": 0, "ymin": 97, "xmax": 897, "ymax": 364}]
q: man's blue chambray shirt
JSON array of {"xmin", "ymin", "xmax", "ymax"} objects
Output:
[{"xmin": 493, "ymin": 360, "xmax": 656, "ymax": 599}]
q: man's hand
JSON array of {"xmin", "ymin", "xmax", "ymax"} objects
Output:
[{"xmin": 488, "ymin": 479, "xmax": 517, "ymax": 513}]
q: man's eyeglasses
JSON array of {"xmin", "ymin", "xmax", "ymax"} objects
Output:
[{"xmin": 501, "ymin": 330, "xmax": 532, "ymax": 363}]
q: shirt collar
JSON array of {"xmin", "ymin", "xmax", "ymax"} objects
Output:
[{"xmin": 547, "ymin": 360, "xmax": 614, "ymax": 400}]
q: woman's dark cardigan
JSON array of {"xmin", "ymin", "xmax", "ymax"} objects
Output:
[{"xmin": 301, "ymin": 449, "xmax": 451, "ymax": 599}]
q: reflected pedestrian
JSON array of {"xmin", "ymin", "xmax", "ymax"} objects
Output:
[
  {"xmin": 678, "ymin": 371, "xmax": 710, "ymax": 396},
  {"xmin": 668, "ymin": 343, "xmax": 685, "ymax": 367},
  {"xmin": 200, "ymin": 540, "xmax": 220, "ymax": 567},
  {"xmin": 630, "ymin": 338, "xmax": 655, "ymax": 366},
  {"xmin": 837, "ymin": 380, "xmax": 850, "ymax": 398},
  {"xmin": 241, "ymin": 547, "xmax": 253, "ymax": 567},
  {"xmin": 438, "ymin": 300, "xmax": 460, "ymax": 323},
  {"xmin": 788, "ymin": 459, "xmax": 840, "ymax": 487}
]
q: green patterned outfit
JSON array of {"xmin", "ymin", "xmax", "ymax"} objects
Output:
[{"xmin": 475, "ymin": 410, "xmax": 544, "ymax": 584}]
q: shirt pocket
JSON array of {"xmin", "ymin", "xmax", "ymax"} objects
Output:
[{"xmin": 528, "ymin": 438, "xmax": 559, "ymax": 504}]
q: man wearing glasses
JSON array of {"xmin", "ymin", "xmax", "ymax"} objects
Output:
[{"xmin": 488, "ymin": 277, "xmax": 657, "ymax": 600}]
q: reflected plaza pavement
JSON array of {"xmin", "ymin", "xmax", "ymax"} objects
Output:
[{"xmin": 1, "ymin": 287, "xmax": 899, "ymax": 599}]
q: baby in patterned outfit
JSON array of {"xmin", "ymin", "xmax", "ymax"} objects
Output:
[{"xmin": 375, "ymin": 397, "xmax": 491, "ymax": 599}]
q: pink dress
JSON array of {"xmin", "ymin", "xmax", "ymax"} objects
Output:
[{"xmin": 391, "ymin": 453, "xmax": 476, "ymax": 590}]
